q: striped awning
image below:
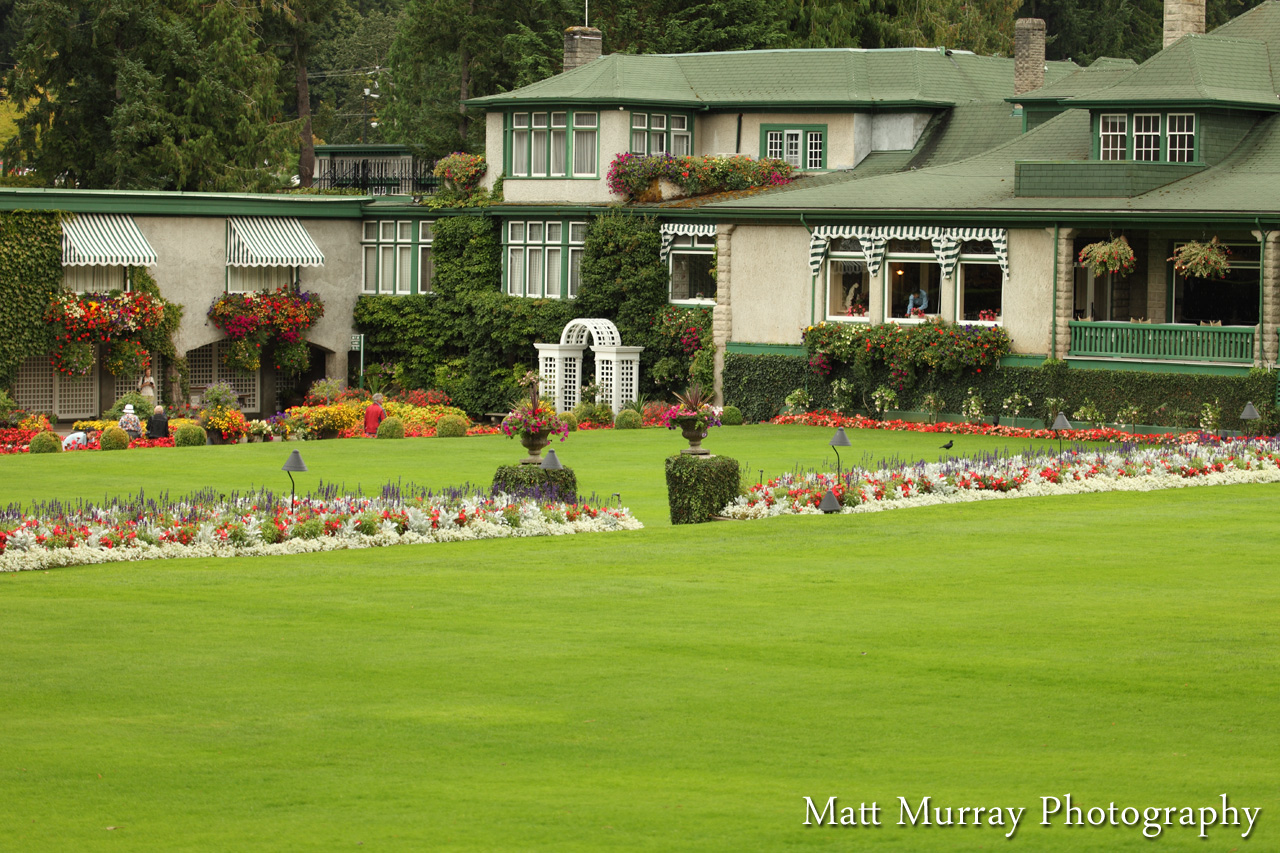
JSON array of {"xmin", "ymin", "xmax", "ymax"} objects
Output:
[
  {"xmin": 808, "ymin": 224, "xmax": 1008, "ymax": 279},
  {"xmin": 62, "ymin": 214, "xmax": 157, "ymax": 267},
  {"xmin": 226, "ymin": 216, "xmax": 325, "ymax": 268},
  {"xmin": 660, "ymin": 222, "xmax": 717, "ymax": 263}
]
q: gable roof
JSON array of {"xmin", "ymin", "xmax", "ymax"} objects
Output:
[{"xmin": 467, "ymin": 49, "xmax": 1080, "ymax": 110}]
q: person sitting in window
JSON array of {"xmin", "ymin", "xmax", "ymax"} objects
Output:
[{"xmin": 905, "ymin": 288, "xmax": 929, "ymax": 316}]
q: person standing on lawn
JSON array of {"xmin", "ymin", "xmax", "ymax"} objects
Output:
[{"xmin": 364, "ymin": 393, "xmax": 386, "ymax": 435}]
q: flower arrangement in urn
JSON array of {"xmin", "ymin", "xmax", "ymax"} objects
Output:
[
  {"xmin": 502, "ymin": 371, "xmax": 568, "ymax": 463},
  {"xmin": 665, "ymin": 383, "xmax": 721, "ymax": 455}
]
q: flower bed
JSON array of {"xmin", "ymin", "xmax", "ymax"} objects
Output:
[
  {"xmin": 606, "ymin": 153, "xmax": 793, "ymax": 201},
  {"xmin": 0, "ymin": 485, "xmax": 642, "ymax": 572},
  {"xmin": 771, "ymin": 410, "xmax": 1214, "ymax": 446},
  {"xmin": 723, "ymin": 438, "xmax": 1280, "ymax": 520}
]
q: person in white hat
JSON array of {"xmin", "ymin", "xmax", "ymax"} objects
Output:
[{"xmin": 118, "ymin": 404, "xmax": 142, "ymax": 440}]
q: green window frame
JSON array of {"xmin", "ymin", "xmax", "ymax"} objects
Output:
[
  {"xmin": 506, "ymin": 110, "xmax": 598, "ymax": 179},
  {"xmin": 361, "ymin": 219, "xmax": 433, "ymax": 296},
  {"xmin": 760, "ymin": 124, "xmax": 826, "ymax": 171},
  {"xmin": 630, "ymin": 112, "xmax": 693, "ymax": 156},
  {"xmin": 503, "ymin": 219, "xmax": 588, "ymax": 299}
]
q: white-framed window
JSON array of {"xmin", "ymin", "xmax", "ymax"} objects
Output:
[
  {"xmin": 670, "ymin": 115, "xmax": 691, "ymax": 156},
  {"xmin": 1167, "ymin": 113, "xmax": 1195, "ymax": 162},
  {"xmin": 762, "ymin": 125, "xmax": 825, "ymax": 170},
  {"xmin": 63, "ymin": 265, "xmax": 127, "ymax": 293},
  {"xmin": 630, "ymin": 113, "xmax": 648, "ymax": 154},
  {"xmin": 1100, "ymin": 114, "xmax": 1127, "ymax": 161},
  {"xmin": 550, "ymin": 112, "xmax": 568, "ymax": 176},
  {"xmin": 824, "ymin": 237, "xmax": 870, "ymax": 321},
  {"xmin": 669, "ymin": 234, "xmax": 716, "ymax": 304},
  {"xmin": 512, "ymin": 113, "xmax": 530, "ymax": 176},
  {"xmin": 572, "ymin": 112, "xmax": 598, "ymax": 176},
  {"xmin": 630, "ymin": 112, "xmax": 691, "ymax": 156},
  {"xmin": 884, "ymin": 239, "xmax": 940, "ymax": 322},
  {"xmin": 505, "ymin": 219, "xmax": 586, "ymax": 298},
  {"xmin": 1133, "ymin": 114, "xmax": 1161, "ymax": 161},
  {"xmin": 362, "ymin": 219, "xmax": 430, "ymax": 295},
  {"xmin": 956, "ymin": 240, "xmax": 1003, "ymax": 324},
  {"xmin": 531, "ymin": 113, "xmax": 549, "ymax": 177},
  {"xmin": 228, "ymin": 265, "xmax": 295, "ymax": 293}
]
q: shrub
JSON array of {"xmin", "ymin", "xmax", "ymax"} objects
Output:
[
  {"xmin": 573, "ymin": 401, "xmax": 614, "ymax": 427},
  {"xmin": 376, "ymin": 416, "xmax": 405, "ymax": 439},
  {"xmin": 174, "ymin": 424, "xmax": 207, "ymax": 447},
  {"xmin": 720, "ymin": 405, "xmax": 743, "ymax": 426},
  {"xmin": 435, "ymin": 414, "xmax": 469, "ymax": 437},
  {"xmin": 104, "ymin": 392, "xmax": 152, "ymax": 421},
  {"xmin": 614, "ymin": 409, "xmax": 642, "ymax": 430},
  {"xmin": 29, "ymin": 431, "xmax": 61, "ymax": 453},
  {"xmin": 665, "ymin": 453, "xmax": 741, "ymax": 525},
  {"xmin": 201, "ymin": 381, "xmax": 240, "ymax": 412},
  {"xmin": 100, "ymin": 426, "xmax": 131, "ymax": 451},
  {"xmin": 558, "ymin": 411, "xmax": 578, "ymax": 432},
  {"xmin": 492, "ymin": 465, "xmax": 579, "ymax": 504}
]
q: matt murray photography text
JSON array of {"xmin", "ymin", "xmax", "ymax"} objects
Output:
[{"xmin": 802, "ymin": 794, "xmax": 1260, "ymax": 840}]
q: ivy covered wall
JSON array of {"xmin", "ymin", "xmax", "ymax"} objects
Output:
[{"xmin": 0, "ymin": 211, "xmax": 63, "ymax": 388}]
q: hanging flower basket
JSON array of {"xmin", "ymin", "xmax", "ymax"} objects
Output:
[
  {"xmin": 51, "ymin": 340, "xmax": 95, "ymax": 377},
  {"xmin": 273, "ymin": 339, "xmax": 311, "ymax": 377},
  {"xmin": 222, "ymin": 339, "xmax": 262, "ymax": 373},
  {"xmin": 1169, "ymin": 238, "xmax": 1232, "ymax": 280},
  {"xmin": 1078, "ymin": 236, "xmax": 1136, "ymax": 277},
  {"xmin": 103, "ymin": 340, "xmax": 149, "ymax": 376}
]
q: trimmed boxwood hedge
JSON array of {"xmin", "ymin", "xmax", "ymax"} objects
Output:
[
  {"xmin": 28, "ymin": 431, "xmax": 61, "ymax": 453},
  {"xmin": 492, "ymin": 465, "xmax": 579, "ymax": 504},
  {"xmin": 664, "ymin": 453, "xmax": 740, "ymax": 525},
  {"xmin": 376, "ymin": 416, "xmax": 405, "ymax": 439},
  {"xmin": 723, "ymin": 352, "xmax": 1278, "ymax": 433}
]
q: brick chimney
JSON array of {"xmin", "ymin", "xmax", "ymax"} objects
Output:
[
  {"xmin": 564, "ymin": 26, "xmax": 603, "ymax": 72},
  {"xmin": 1014, "ymin": 19, "xmax": 1046, "ymax": 97},
  {"xmin": 1164, "ymin": 0, "xmax": 1206, "ymax": 47}
]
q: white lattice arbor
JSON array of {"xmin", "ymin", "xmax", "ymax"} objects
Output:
[{"xmin": 535, "ymin": 319, "xmax": 643, "ymax": 415}]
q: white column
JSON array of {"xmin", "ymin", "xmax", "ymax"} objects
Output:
[
  {"xmin": 591, "ymin": 345, "xmax": 645, "ymax": 413},
  {"xmin": 533, "ymin": 343, "xmax": 587, "ymax": 413}
]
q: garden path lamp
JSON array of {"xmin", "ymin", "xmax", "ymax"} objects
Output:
[
  {"xmin": 540, "ymin": 450, "xmax": 563, "ymax": 470},
  {"xmin": 822, "ymin": 427, "xmax": 852, "ymax": 514},
  {"xmin": 1052, "ymin": 412, "xmax": 1072, "ymax": 454},
  {"xmin": 1241, "ymin": 402, "xmax": 1261, "ymax": 437},
  {"xmin": 282, "ymin": 450, "xmax": 307, "ymax": 507}
]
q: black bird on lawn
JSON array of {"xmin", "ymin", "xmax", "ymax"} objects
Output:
[{"xmin": 940, "ymin": 440, "xmax": 954, "ymax": 450}]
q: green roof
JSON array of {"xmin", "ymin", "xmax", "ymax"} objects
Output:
[
  {"xmin": 1015, "ymin": 57, "xmax": 1139, "ymax": 103},
  {"xmin": 467, "ymin": 49, "xmax": 1079, "ymax": 109},
  {"xmin": 1065, "ymin": 35, "xmax": 1280, "ymax": 110}
]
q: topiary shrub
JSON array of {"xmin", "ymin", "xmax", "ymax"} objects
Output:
[
  {"xmin": 174, "ymin": 424, "xmax": 207, "ymax": 447},
  {"xmin": 435, "ymin": 414, "xmax": 469, "ymax": 437},
  {"xmin": 100, "ymin": 426, "xmax": 131, "ymax": 451},
  {"xmin": 721, "ymin": 405, "xmax": 743, "ymax": 426},
  {"xmin": 614, "ymin": 409, "xmax": 642, "ymax": 430},
  {"xmin": 492, "ymin": 465, "xmax": 579, "ymax": 504},
  {"xmin": 29, "ymin": 431, "xmax": 62, "ymax": 453},
  {"xmin": 376, "ymin": 416, "xmax": 405, "ymax": 439},
  {"xmin": 558, "ymin": 411, "xmax": 578, "ymax": 432},
  {"xmin": 664, "ymin": 453, "xmax": 740, "ymax": 525}
]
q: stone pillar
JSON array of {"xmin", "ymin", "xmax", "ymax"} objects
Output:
[
  {"xmin": 712, "ymin": 224, "xmax": 737, "ymax": 405},
  {"xmin": 1014, "ymin": 19, "xmax": 1046, "ymax": 96},
  {"xmin": 1145, "ymin": 238, "xmax": 1167, "ymax": 322},
  {"xmin": 868, "ymin": 266, "xmax": 885, "ymax": 324},
  {"xmin": 1261, "ymin": 232, "xmax": 1280, "ymax": 366},
  {"xmin": 1164, "ymin": 0, "xmax": 1205, "ymax": 47},
  {"xmin": 1053, "ymin": 228, "xmax": 1077, "ymax": 359},
  {"xmin": 563, "ymin": 26, "xmax": 603, "ymax": 72}
]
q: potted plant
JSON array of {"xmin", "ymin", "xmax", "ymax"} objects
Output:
[
  {"xmin": 501, "ymin": 371, "xmax": 568, "ymax": 464},
  {"xmin": 1078, "ymin": 236, "xmax": 1136, "ymax": 277},
  {"xmin": 1169, "ymin": 238, "xmax": 1231, "ymax": 279},
  {"xmin": 665, "ymin": 383, "xmax": 721, "ymax": 455}
]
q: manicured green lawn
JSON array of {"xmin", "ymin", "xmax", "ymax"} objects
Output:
[{"xmin": 2, "ymin": 426, "xmax": 1277, "ymax": 850}]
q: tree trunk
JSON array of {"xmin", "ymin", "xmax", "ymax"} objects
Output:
[{"xmin": 296, "ymin": 42, "xmax": 314, "ymax": 188}]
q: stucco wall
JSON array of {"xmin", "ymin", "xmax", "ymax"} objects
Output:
[
  {"xmin": 1004, "ymin": 228, "xmax": 1055, "ymax": 355},
  {"xmin": 724, "ymin": 224, "xmax": 813, "ymax": 344},
  {"xmin": 695, "ymin": 112, "xmax": 861, "ymax": 170},
  {"xmin": 870, "ymin": 112, "xmax": 932, "ymax": 151},
  {"xmin": 482, "ymin": 112, "xmax": 503, "ymax": 192},
  {"xmin": 133, "ymin": 216, "xmax": 361, "ymax": 373},
  {"xmin": 501, "ymin": 109, "xmax": 629, "ymax": 204}
]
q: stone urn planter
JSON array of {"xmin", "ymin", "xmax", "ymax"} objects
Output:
[
  {"xmin": 519, "ymin": 428, "xmax": 552, "ymax": 464},
  {"xmin": 671, "ymin": 415, "xmax": 710, "ymax": 456}
]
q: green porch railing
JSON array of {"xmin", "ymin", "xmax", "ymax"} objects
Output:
[{"xmin": 1068, "ymin": 321, "xmax": 1255, "ymax": 363}]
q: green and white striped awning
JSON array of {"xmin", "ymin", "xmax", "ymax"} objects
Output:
[
  {"xmin": 809, "ymin": 225, "xmax": 1008, "ymax": 279},
  {"xmin": 62, "ymin": 214, "xmax": 157, "ymax": 267},
  {"xmin": 660, "ymin": 222, "xmax": 717, "ymax": 263},
  {"xmin": 227, "ymin": 216, "xmax": 325, "ymax": 268}
]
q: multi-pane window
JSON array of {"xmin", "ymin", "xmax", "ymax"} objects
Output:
[
  {"xmin": 362, "ymin": 219, "xmax": 432, "ymax": 295},
  {"xmin": 512, "ymin": 110, "xmax": 597, "ymax": 177},
  {"xmin": 825, "ymin": 238, "xmax": 870, "ymax": 321},
  {"xmin": 1100, "ymin": 114, "xmax": 1128, "ymax": 160},
  {"xmin": 1167, "ymin": 114, "xmax": 1195, "ymax": 162},
  {"xmin": 957, "ymin": 240, "xmax": 1002, "ymax": 323},
  {"xmin": 762, "ymin": 125, "xmax": 825, "ymax": 170},
  {"xmin": 885, "ymin": 239, "xmax": 940, "ymax": 321},
  {"xmin": 1133, "ymin": 114, "xmax": 1161, "ymax": 161},
  {"xmin": 505, "ymin": 220, "xmax": 587, "ymax": 298},
  {"xmin": 630, "ymin": 113, "xmax": 692, "ymax": 156},
  {"xmin": 63, "ymin": 265, "xmax": 127, "ymax": 293},
  {"xmin": 669, "ymin": 235, "xmax": 717, "ymax": 304},
  {"xmin": 228, "ymin": 266, "xmax": 294, "ymax": 293}
]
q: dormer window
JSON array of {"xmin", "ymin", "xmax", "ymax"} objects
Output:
[
  {"xmin": 1100, "ymin": 114, "xmax": 1127, "ymax": 160},
  {"xmin": 1133, "ymin": 114, "xmax": 1160, "ymax": 161},
  {"xmin": 1096, "ymin": 112, "xmax": 1197, "ymax": 162},
  {"xmin": 1167, "ymin": 114, "xmax": 1195, "ymax": 162}
]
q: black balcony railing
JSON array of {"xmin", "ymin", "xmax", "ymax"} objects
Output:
[{"xmin": 315, "ymin": 159, "xmax": 439, "ymax": 196}]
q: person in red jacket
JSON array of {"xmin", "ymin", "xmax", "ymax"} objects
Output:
[{"xmin": 364, "ymin": 393, "xmax": 386, "ymax": 435}]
